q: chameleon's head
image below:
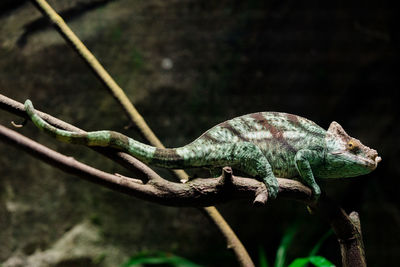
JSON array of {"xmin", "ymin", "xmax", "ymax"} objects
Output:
[{"xmin": 322, "ymin": 121, "xmax": 381, "ymax": 178}]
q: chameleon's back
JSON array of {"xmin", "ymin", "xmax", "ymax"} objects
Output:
[{"xmin": 182, "ymin": 112, "xmax": 327, "ymax": 178}]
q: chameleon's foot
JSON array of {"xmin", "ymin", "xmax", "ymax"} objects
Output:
[
  {"xmin": 267, "ymin": 181, "xmax": 279, "ymax": 200},
  {"xmin": 306, "ymin": 186, "xmax": 321, "ymax": 211},
  {"xmin": 311, "ymin": 185, "xmax": 321, "ymax": 202}
]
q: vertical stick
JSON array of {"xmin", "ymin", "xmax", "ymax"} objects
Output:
[{"xmin": 30, "ymin": 1, "xmax": 254, "ymax": 266}]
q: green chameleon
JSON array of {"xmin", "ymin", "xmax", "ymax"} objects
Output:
[{"xmin": 25, "ymin": 100, "xmax": 381, "ymax": 200}]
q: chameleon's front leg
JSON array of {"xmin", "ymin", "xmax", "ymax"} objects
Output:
[
  {"xmin": 294, "ymin": 149, "xmax": 321, "ymax": 200},
  {"xmin": 232, "ymin": 143, "xmax": 279, "ymax": 199}
]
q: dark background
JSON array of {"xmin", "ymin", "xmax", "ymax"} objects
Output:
[{"xmin": 0, "ymin": 0, "xmax": 398, "ymax": 266}]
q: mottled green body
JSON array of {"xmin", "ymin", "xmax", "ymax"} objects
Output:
[
  {"xmin": 178, "ymin": 112, "xmax": 326, "ymax": 176},
  {"xmin": 25, "ymin": 100, "xmax": 381, "ymax": 199}
]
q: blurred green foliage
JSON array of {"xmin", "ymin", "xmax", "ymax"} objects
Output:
[
  {"xmin": 120, "ymin": 251, "xmax": 202, "ymax": 267},
  {"xmin": 119, "ymin": 225, "xmax": 334, "ymax": 267},
  {"xmin": 259, "ymin": 224, "xmax": 334, "ymax": 267}
]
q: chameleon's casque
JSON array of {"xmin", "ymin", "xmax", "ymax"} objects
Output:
[{"xmin": 24, "ymin": 100, "xmax": 381, "ymax": 200}]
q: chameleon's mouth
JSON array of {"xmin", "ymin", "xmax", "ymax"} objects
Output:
[
  {"xmin": 367, "ymin": 149, "xmax": 381, "ymax": 171},
  {"xmin": 333, "ymin": 150, "xmax": 381, "ymax": 171},
  {"xmin": 370, "ymin": 155, "xmax": 381, "ymax": 170},
  {"xmin": 359, "ymin": 157, "xmax": 377, "ymax": 171}
]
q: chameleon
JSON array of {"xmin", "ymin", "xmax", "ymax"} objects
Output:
[{"xmin": 24, "ymin": 100, "xmax": 381, "ymax": 200}]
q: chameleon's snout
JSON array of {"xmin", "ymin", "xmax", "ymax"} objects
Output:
[{"xmin": 368, "ymin": 149, "xmax": 381, "ymax": 170}]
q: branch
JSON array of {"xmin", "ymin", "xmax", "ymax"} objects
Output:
[
  {"xmin": 315, "ymin": 201, "xmax": 367, "ymax": 267},
  {"xmin": 0, "ymin": 94, "xmax": 367, "ymax": 266},
  {"xmin": 0, "ymin": 124, "xmax": 313, "ymax": 206}
]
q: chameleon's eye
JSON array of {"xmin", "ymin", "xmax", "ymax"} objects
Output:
[{"xmin": 347, "ymin": 140, "xmax": 359, "ymax": 152}]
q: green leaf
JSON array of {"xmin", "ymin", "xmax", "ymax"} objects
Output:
[
  {"xmin": 120, "ymin": 251, "xmax": 202, "ymax": 267},
  {"xmin": 287, "ymin": 258, "xmax": 310, "ymax": 267},
  {"xmin": 258, "ymin": 246, "xmax": 269, "ymax": 267},
  {"xmin": 287, "ymin": 256, "xmax": 335, "ymax": 267},
  {"xmin": 309, "ymin": 256, "xmax": 335, "ymax": 267},
  {"xmin": 309, "ymin": 230, "xmax": 333, "ymax": 257},
  {"xmin": 274, "ymin": 224, "xmax": 299, "ymax": 267}
]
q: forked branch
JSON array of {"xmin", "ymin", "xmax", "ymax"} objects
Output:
[{"xmin": 0, "ymin": 94, "xmax": 366, "ymax": 266}]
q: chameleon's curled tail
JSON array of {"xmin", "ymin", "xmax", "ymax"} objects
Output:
[{"xmin": 24, "ymin": 100, "xmax": 185, "ymax": 168}]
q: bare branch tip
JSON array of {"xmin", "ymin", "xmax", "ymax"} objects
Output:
[
  {"xmin": 349, "ymin": 211, "xmax": 362, "ymax": 231},
  {"xmin": 222, "ymin": 166, "xmax": 233, "ymax": 179},
  {"xmin": 253, "ymin": 188, "xmax": 268, "ymax": 207},
  {"xmin": 349, "ymin": 211, "xmax": 360, "ymax": 219}
]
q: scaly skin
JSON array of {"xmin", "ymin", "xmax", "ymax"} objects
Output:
[{"xmin": 24, "ymin": 100, "xmax": 381, "ymax": 200}]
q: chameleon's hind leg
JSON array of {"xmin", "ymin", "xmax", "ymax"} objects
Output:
[{"xmin": 230, "ymin": 142, "xmax": 279, "ymax": 199}]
